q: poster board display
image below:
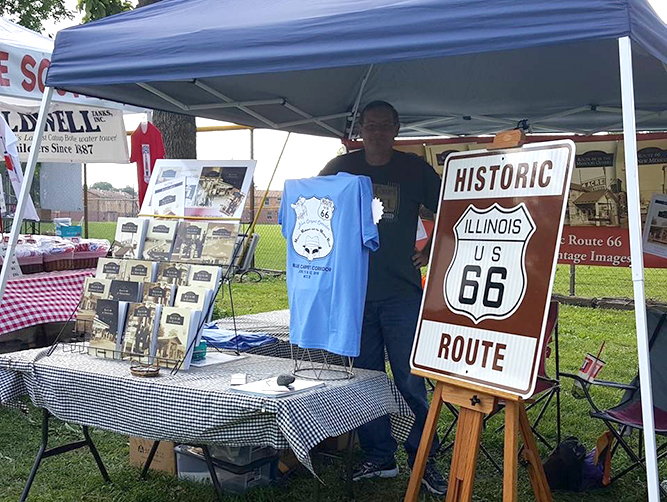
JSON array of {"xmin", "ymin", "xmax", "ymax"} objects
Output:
[
  {"xmin": 420, "ymin": 135, "xmax": 667, "ymax": 268},
  {"xmin": 139, "ymin": 159, "xmax": 256, "ymax": 220},
  {"xmin": 425, "ymin": 143, "xmax": 470, "ymax": 176},
  {"xmin": 411, "ymin": 140, "xmax": 574, "ymax": 397},
  {"xmin": 643, "ymin": 194, "xmax": 667, "ymax": 259}
]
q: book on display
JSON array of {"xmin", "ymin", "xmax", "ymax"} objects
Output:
[
  {"xmin": 187, "ymin": 264, "xmax": 222, "ymax": 290},
  {"xmin": 156, "ymin": 262, "xmax": 190, "ymax": 286},
  {"xmin": 123, "ymin": 259, "xmax": 157, "ymax": 282},
  {"xmin": 142, "ymin": 281, "xmax": 176, "ymax": 306},
  {"xmin": 142, "ymin": 220, "xmax": 179, "ymax": 261},
  {"xmin": 77, "ymin": 277, "xmax": 111, "ymax": 333},
  {"xmin": 174, "ymin": 285, "xmax": 212, "ymax": 312},
  {"xmin": 108, "ymin": 280, "xmax": 143, "ymax": 303},
  {"xmin": 110, "ymin": 217, "xmax": 148, "ymax": 259},
  {"xmin": 123, "ymin": 303, "xmax": 161, "ymax": 358},
  {"xmin": 173, "ymin": 221, "xmax": 207, "ymax": 262},
  {"xmin": 95, "ymin": 257, "xmax": 125, "ymax": 280},
  {"xmin": 152, "ymin": 306, "xmax": 202, "ymax": 370},
  {"xmin": 88, "ymin": 299, "xmax": 128, "ymax": 359},
  {"xmin": 201, "ymin": 222, "xmax": 239, "ymax": 265}
]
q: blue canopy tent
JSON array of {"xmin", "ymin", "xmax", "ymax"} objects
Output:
[
  {"xmin": 40, "ymin": 0, "xmax": 667, "ymax": 138},
  {"xmin": 2, "ymin": 0, "xmax": 666, "ymax": 498}
]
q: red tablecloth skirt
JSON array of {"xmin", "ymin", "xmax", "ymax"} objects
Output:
[{"xmin": 0, "ymin": 269, "xmax": 94, "ymax": 335}]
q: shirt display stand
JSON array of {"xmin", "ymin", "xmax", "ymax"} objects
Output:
[{"xmin": 291, "ymin": 346, "xmax": 354, "ymax": 381}]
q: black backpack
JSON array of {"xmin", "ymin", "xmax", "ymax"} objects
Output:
[{"xmin": 542, "ymin": 437, "xmax": 587, "ymax": 491}]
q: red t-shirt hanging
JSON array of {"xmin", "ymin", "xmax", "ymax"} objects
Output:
[{"xmin": 130, "ymin": 122, "xmax": 165, "ymax": 206}]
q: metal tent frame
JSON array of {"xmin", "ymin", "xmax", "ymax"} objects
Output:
[{"xmin": 0, "ymin": 34, "xmax": 662, "ymax": 500}]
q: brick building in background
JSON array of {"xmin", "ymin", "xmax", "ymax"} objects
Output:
[
  {"xmin": 87, "ymin": 189, "xmax": 138, "ymax": 222},
  {"xmin": 242, "ymin": 189, "xmax": 282, "ymax": 225}
]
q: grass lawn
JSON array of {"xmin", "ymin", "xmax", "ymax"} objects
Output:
[{"xmin": 0, "ymin": 274, "xmax": 663, "ymax": 501}]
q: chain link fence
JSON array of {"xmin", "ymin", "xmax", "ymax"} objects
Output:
[
  {"xmin": 246, "ymin": 230, "xmax": 667, "ymax": 305},
  {"xmin": 553, "ymin": 264, "xmax": 667, "ymax": 303},
  {"xmin": 240, "ymin": 223, "xmax": 286, "ymax": 272}
]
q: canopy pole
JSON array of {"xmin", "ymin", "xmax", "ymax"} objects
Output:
[
  {"xmin": 0, "ymin": 87, "xmax": 53, "ymax": 303},
  {"xmin": 83, "ymin": 163, "xmax": 89, "ymax": 238},
  {"xmin": 347, "ymin": 64, "xmax": 374, "ymax": 140},
  {"xmin": 618, "ymin": 36, "xmax": 659, "ymax": 502}
]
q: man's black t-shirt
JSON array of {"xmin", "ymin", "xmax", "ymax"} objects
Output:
[{"xmin": 320, "ymin": 150, "xmax": 441, "ymax": 301}]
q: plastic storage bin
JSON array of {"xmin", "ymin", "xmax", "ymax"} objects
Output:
[
  {"xmin": 174, "ymin": 445, "xmax": 276, "ymax": 493},
  {"xmin": 208, "ymin": 444, "xmax": 276, "ymax": 465}
]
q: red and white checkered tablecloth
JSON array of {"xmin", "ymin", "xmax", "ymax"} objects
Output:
[{"xmin": 0, "ymin": 269, "xmax": 94, "ymax": 335}]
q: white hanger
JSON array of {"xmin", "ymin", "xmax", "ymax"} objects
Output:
[{"xmin": 140, "ymin": 120, "xmax": 148, "ymax": 134}]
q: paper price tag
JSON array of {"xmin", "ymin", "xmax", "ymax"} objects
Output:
[{"xmin": 0, "ymin": 241, "xmax": 23, "ymax": 279}]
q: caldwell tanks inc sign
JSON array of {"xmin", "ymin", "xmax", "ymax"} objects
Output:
[
  {"xmin": 1, "ymin": 102, "xmax": 128, "ymax": 163},
  {"xmin": 411, "ymin": 140, "xmax": 574, "ymax": 397}
]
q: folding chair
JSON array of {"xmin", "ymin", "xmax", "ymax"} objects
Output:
[
  {"xmin": 517, "ymin": 300, "xmax": 562, "ymax": 450},
  {"xmin": 438, "ymin": 301, "xmax": 562, "ymax": 470},
  {"xmin": 229, "ymin": 232, "xmax": 262, "ymax": 282},
  {"xmin": 560, "ymin": 305, "xmax": 667, "ymax": 496}
]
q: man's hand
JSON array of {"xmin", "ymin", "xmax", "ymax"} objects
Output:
[{"xmin": 412, "ymin": 248, "xmax": 430, "ymax": 268}]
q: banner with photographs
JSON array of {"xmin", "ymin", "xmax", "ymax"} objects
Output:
[
  {"xmin": 140, "ymin": 159, "xmax": 256, "ymax": 220},
  {"xmin": 425, "ymin": 135, "xmax": 667, "ymax": 267},
  {"xmin": 643, "ymin": 194, "xmax": 667, "ymax": 260}
]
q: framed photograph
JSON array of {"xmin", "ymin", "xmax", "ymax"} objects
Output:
[
  {"xmin": 643, "ymin": 193, "xmax": 667, "ymax": 259},
  {"xmin": 141, "ymin": 159, "xmax": 256, "ymax": 220}
]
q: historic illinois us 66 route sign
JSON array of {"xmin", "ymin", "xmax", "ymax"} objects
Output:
[{"xmin": 411, "ymin": 140, "xmax": 574, "ymax": 398}]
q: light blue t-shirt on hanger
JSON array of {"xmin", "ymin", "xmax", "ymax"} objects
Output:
[{"xmin": 279, "ymin": 173, "xmax": 379, "ymax": 357}]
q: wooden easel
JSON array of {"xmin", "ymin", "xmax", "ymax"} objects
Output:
[
  {"xmin": 405, "ymin": 128, "xmax": 552, "ymax": 502},
  {"xmin": 404, "ymin": 377, "xmax": 552, "ymax": 502}
]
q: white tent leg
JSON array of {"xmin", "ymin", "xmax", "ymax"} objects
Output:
[
  {"xmin": 618, "ymin": 36, "xmax": 660, "ymax": 501},
  {"xmin": 0, "ymin": 87, "xmax": 53, "ymax": 303}
]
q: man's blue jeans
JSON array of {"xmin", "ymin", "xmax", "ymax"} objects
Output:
[{"xmin": 355, "ymin": 290, "xmax": 440, "ymax": 465}]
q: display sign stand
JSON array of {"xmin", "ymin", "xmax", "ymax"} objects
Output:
[
  {"xmin": 405, "ymin": 130, "xmax": 560, "ymax": 502},
  {"xmin": 405, "ymin": 378, "xmax": 551, "ymax": 502}
]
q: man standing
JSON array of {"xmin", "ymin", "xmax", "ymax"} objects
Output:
[{"xmin": 320, "ymin": 101, "xmax": 447, "ymax": 496}]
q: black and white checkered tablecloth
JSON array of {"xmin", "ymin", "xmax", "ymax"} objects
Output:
[
  {"xmin": 0, "ymin": 347, "xmax": 414, "ymax": 474},
  {"xmin": 214, "ymin": 309, "xmax": 290, "ymax": 338},
  {"xmin": 213, "ymin": 310, "xmax": 417, "ymax": 441}
]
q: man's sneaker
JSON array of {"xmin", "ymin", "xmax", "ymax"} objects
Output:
[
  {"xmin": 421, "ymin": 459, "xmax": 448, "ymax": 496},
  {"xmin": 352, "ymin": 460, "xmax": 399, "ymax": 481}
]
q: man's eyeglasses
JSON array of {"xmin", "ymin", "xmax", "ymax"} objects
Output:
[{"xmin": 361, "ymin": 122, "xmax": 397, "ymax": 132}]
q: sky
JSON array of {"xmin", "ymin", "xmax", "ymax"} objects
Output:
[{"xmin": 34, "ymin": 0, "xmax": 667, "ymax": 192}]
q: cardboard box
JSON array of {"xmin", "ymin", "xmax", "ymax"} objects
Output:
[{"xmin": 129, "ymin": 437, "xmax": 176, "ymax": 475}]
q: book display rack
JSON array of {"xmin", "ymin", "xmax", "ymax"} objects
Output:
[{"xmin": 45, "ymin": 160, "xmax": 258, "ymax": 375}]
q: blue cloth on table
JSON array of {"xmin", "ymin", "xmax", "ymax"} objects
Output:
[{"xmin": 202, "ymin": 326, "xmax": 278, "ymax": 352}]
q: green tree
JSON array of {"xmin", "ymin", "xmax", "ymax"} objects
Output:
[
  {"xmin": 1, "ymin": 0, "xmax": 72, "ymax": 33},
  {"xmin": 91, "ymin": 181, "xmax": 115, "ymax": 191},
  {"xmin": 120, "ymin": 185, "xmax": 137, "ymax": 197},
  {"xmin": 77, "ymin": 0, "xmax": 133, "ymax": 23}
]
